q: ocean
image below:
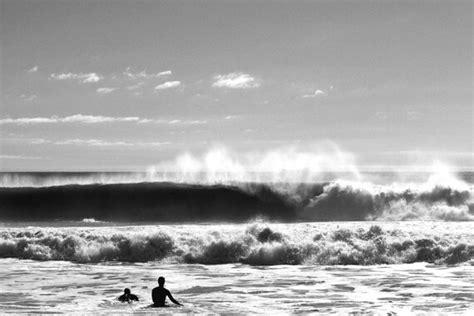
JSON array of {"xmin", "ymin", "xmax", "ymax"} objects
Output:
[{"xmin": 0, "ymin": 171, "xmax": 473, "ymax": 314}]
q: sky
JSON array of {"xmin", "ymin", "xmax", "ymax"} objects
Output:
[{"xmin": 0, "ymin": 0, "xmax": 472, "ymax": 171}]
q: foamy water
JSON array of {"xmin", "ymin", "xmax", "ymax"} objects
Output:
[
  {"xmin": 1, "ymin": 222, "xmax": 473, "ymax": 264},
  {"xmin": 1, "ymin": 259, "xmax": 473, "ymax": 314},
  {"xmin": 0, "ymin": 222, "xmax": 473, "ymax": 314}
]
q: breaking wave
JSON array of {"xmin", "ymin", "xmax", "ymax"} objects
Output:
[
  {"xmin": 0, "ymin": 179, "xmax": 472, "ymax": 222},
  {"xmin": 0, "ymin": 223, "xmax": 472, "ymax": 265},
  {"xmin": 300, "ymin": 181, "xmax": 474, "ymax": 221}
]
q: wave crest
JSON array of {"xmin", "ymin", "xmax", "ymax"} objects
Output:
[{"xmin": 300, "ymin": 181, "xmax": 473, "ymax": 221}]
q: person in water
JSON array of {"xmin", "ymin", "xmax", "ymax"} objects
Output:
[
  {"xmin": 152, "ymin": 276, "xmax": 182, "ymax": 307},
  {"xmin": 118, "ymin": 288, "xmax": 139, "ymax": 303}
]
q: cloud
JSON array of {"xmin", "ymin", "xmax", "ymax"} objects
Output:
[
  {"xmin": 27, "ymin": 66, "xmax": 39, "ymax": 73},
  {"xmin": 61, "ymin": 114, "xmax": 140, "ymax": 123},
  {"xmin": 136, "ymin": 141, "xmax": 170, "ymax": 146},
  {"xmin": 33, "ymin": 138, "xmax": 170, "ymax": 147},
  {"xmin": 20, "ymin": 94, "xmax": 37, "ymax": 102},
  {"xmin": 127, "ymin": 82, "xmax": 145, "ymax": 90},
  {"xmin": 138, "ymin": 118, "xmax": 207, "ymax": 125},
  {"xmin": 50, "ymin": 72, "xmax": 103, "ymax": 83},
  {"xmin": 0, "ymin": 117, "xmax": 57, "ymax": 124},
  {"xmin": 80, "ymin": 73, "xmax": 103, "ymax": 83},
  {"xmin": 0, "ymin": 114, "xmax": 208, "ymax": 125},
  {"xmin": 154, "ymin": 81, "xmax": 181, "ymax": 90},
  {"xmin": 0, "ymin": 154, "xmax": 42, "ymax": 160},
  {"xmin": 157, "ymin": 70, "xmax": 172, "ymax": 76},
  {"xmin": 96, "ymin": 87, "xmax": 117, "ymax": 95},
  {"xmin": 31, "ymin": 138, "xmax": 47, "ymax": 144},
  {"xmin": 123, "ymin": 68, "xmax": 172, "ymax": 80},
  {"xmin": 55, "ymin": 139, "xmax": 132, "ymax": 146},
  {"xmin": 0, "ymin": 114, "xmax": 140, "ymax": 125},
  {"xmin": 212, "ymin": 72, "xmax": 260, "ymax": 89},
  {"xmin": 302, "ymin": 89, "xmax": 327, "ymax": 98},
  {"xmin": 51, "ymin": 73, "xmax": 77, "ymax": 80}
]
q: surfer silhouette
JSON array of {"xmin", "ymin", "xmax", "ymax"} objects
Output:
[
  {"xmin": 118, "ymin": 288, "xmax": 139, "ymax": 303},
  {"xmin": 152, "ymin": 276, "xmax": 182, "ymax": 307}
]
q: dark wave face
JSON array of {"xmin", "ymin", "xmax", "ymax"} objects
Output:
[
  {"xmin": 0, "ymin": 180, "xmax": 472, "ymax": 222},
  {"xmin": 0, "ymin": 223, "xmax": 472, "ymax": 265},
  {"xmin": 0, "ymin": 183, "xmax": 299, "ymax": 222},
  {"xmin": 0, "ymin": 171, "xmax": 473, "ymax": 222}
]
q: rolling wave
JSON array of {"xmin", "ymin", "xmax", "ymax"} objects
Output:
[
  {"xmin": 0, "ymin": 182, "xmax": 297, "ymax": 222},
  {"xmin": 0, "ymin": 180, "xmax": 472, "ymax": 222}
]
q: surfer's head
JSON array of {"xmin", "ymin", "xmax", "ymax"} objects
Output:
[
  {"xmin": 124, "ymin": 288, "xmax": 131, "ymax": 294},
  {"xmin": 158, "ymin": 276, "xmax": 165, "ymax": 286}
]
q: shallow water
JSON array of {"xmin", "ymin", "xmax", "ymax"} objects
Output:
[
  {"xmin": 1, "ymin": 221, "xmax": 473, "ymax": 314},
  {"xmin": 1, "ymin": 259, "xmax": 473, "ymax": 314}
]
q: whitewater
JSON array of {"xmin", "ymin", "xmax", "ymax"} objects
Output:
[{"xmin": 0, "ymin": 167, "xmax": 473, "ymax": 314}]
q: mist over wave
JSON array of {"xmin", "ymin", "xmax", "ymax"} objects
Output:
[
  {"xmin": 1, "ymin": 222, "xmax": 472, "ymax": 265},
  {"xmin": 2, "ymin": 145, "xmax": 471, "ymax": 188},
  {"xmin": 0, "ymin": 144, "xmax": 361, "ymax": 187},
  {"xmin": 1, "ymin": 146, "xmax": 472, "ymax": 222}
]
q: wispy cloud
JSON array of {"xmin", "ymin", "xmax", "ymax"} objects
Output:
[
  {"xmin": 123, "ymin": 68, "xmax": 172, "ymax": 80},
  {"xmin": 61, "ymin": 114, "xmax": 140, "ymax": 123},
  {"xmin": 0, "ymin": 114, "xmax": 208, "ymax": 125},
  {"xmin": 157, "ymin": 70, "xmax": 172, "ymax": 76},
  {"xmin": 127, "ymin": 82, "xmax": 145, "ymax": 90},
  {"xmin": 27, "ymin": 66, "xmax": 39, "ymax": 73},
  {"xmin": 154, "ymin": 81, "xmax": 181, "ymax": 90},
  {"xmin": 20, "ymin": 94, "xmax": 37, "ymax": 102},
  {"xmin": 138, "ymin": 118, "xmax": 207, "ymax": 125},
  {"xmin": 50, "ymin": 72, "xmax": 103, "ymax": 83},
  {"xmin": 1, "ymin": 117, "xmax": 56, "ymax": 124},
  {"xmin": 302, "ymin": 89, "xmax": 327, "ymax": 98},
  {"xmin": 55, "ymin": 139, "xmax": 132, "ymax": 146},
  {"xmin": 32, "ymin": 138, "xmax": 170, "ymax": 147},
  {"xmin": 96, "ymin": 87, "xmax": 117, "ymax": 95},
  {"xmin": 0, "ymin": 114, "xmax": 140, "ymax": 125},
  {"xmin": 0, "ymin": 154, "xmax": 43, "ymax": 160},
  {"xmin": 212, "ymin": 72, "xmax": 260, "ymax": 89},
  {"xmin": 31, "ymin": 138, "xmax": 48, "ymax": 144}
]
